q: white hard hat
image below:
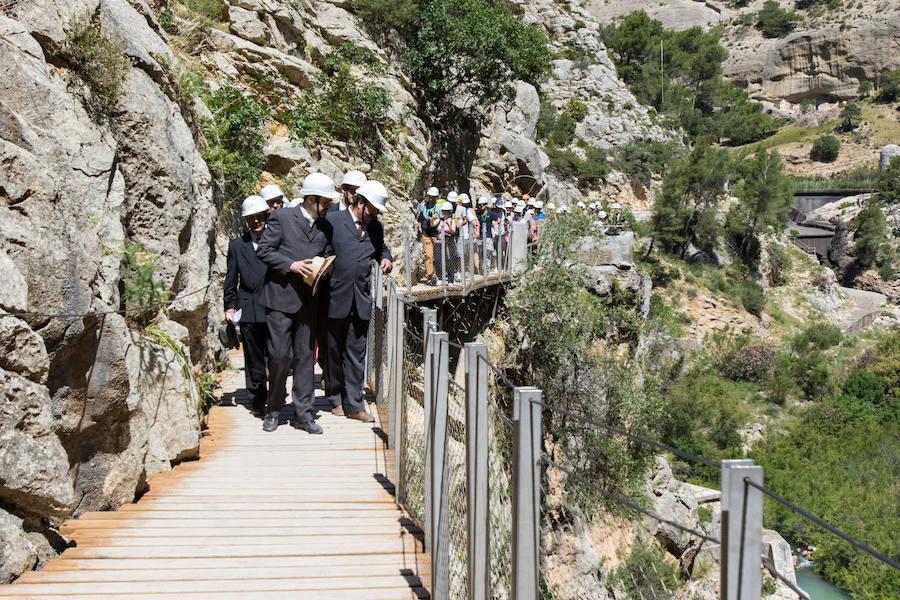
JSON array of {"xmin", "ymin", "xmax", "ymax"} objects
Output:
[
  {"xmin": 440, "ymin": 203, "xmax": 453, "ymax": 212},
  {"xmin": 426, "ymin": 186, "xmax": 439, "ymax": 197},
  {"xmin": 546, "ymin": 202, "xmax": 556, "ymax": 210},
  {"xmin": 515, "ymin": 201, "xmax": 526, "ymax": 210},
  {"xmin": 341, "ymin": 169, "xmax": 367, "ymax": 188},
  {"xmin": 241, "ymin": 195, "xmax": 268, "ymax": 216},
  {"xmin": 514, "ymin": 206, "xmax": 524, "ymax": 213},
  {"xmin": 577, "ymin": 201, "xmax": 586, "ymax": 208},
  {"xmin": 534, "ymin": 200, "xmax": 543, "ymax": 209},
  {"xmin": 611, "ymin": 202, "xmax": 622, "ymax": 209},
  {"xmin": 477, "ymin": 196, "xmax": 489, "ymax": 205},
  {"xmin": 357, "ymin": 180, "xmax": 389, "ymax": 212},
  {"xmin": 559, "ymin": 206, "xmax": 569, "ymax": 213},
  {"xmin": 260, "ymin": 184, "xmax": 284, "ymax": 202},
  {"xmin": 598, "ymin": 211, "xmax": 607, "ymax": 219},
  {"xmin": 300, "ymin": 173, "xmax": 339, "ymax": 199},
  {"xmin": 458, "ymin": 193, "xmax": 470, "ymax": 204},
  {"xmin": 447, "ymin": 191, "xmax": 458, "ymax": 203},
  {"xmin": 526, "ymin": 198, "xmax": 535, "ymax": 206},
  {"xmin": 525, "ymin": 209, "xmax": 534, "ymax": 216},
  {"xmin": 504, "ymin": 200, "xmax": 513, "ymax": 208}
]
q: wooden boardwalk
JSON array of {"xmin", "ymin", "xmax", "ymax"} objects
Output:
[
  {"xmin": 398, "ymin": 270, "xmax": 513, "ymax": 302},
  {"xmin": 0, "ymin": 353, "xmax": 428, "ymax": 599}
]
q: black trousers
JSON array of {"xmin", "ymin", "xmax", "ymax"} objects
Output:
[
  {"xmin": 327, "ymin": 305, "xmax": 369, "ymax": 416},
  {"xmin": 265, "ymin": 306, "xmax": 316, "ymax": 423},
  {"xmin": 239, "ymin": 321, "xmax": 268, "ymax": 412}
]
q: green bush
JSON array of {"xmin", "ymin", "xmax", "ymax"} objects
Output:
[
  {"xmin": 766, "ymin": 244, "xmax": 792, "ymax": 286},
  {"xmin": 851, "ymin": 200, "xmax": 889, "ymax": 269},
  {"xmin": 756, "ymin": 1, "xmax": 800, "ymax": 38},
  {"xmin": 57, "ymin": 12, "xmax": 132, "ymax": 113},
  {"xmin": 183, "ymin": 0, "xmax": 226, "ymax": 21},
  {"xmin": 613, "ymin": 140, "xmax": 680, "ymax": 187},
  {"xmin": 122, "ymin": 242, "xmax": 171, "ymax": 328},
  {"xmin": 350, "ymin": 0, "xmax": 419, "ymax": 32},
  {"xmin": 201, "ymin": 82, "xmax": 271, "ymax": 206},
  {"xmin": 288, "ymin": 45, "xmax": 390, "ymax": 145},
  {"xmin": 738, "ymin": 279, "xmax": 766, "ymax": 316},
  {"xmin": 838, "ymin": 102, "xmax": 862, "ymax": 131},
  {"xmin": 611, "ymin": 539, "xmax": 682, "ymax": 598},
  {"xmin": 875, "ymin": 68, "xmax": 900, "ymax": 103},
  {"xmin": 810, "ymin": 135, "xmax": 841, "ymax": 162},
  {"xmin": 563, "ymin": 97, "xmax": 588, "ymax": 121},
  {"xmin": 765, "ymin": 352, "xmax": 796, "ymax": 404}
]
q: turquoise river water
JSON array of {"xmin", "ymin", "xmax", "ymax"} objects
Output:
[{"xmin": 794, "ymin": 566, "xmax": 853, "ymax": 600}]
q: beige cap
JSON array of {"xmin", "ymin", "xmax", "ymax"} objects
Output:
[{"xmin": 303, "ymin": 255, "xmax": 335, "ymax": 295}]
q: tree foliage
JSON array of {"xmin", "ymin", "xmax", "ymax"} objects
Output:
[
  {"xmin": 405, "ymin": 0, "xmax": 551, "ymax": 119},
  {"xmin": 810, "ymin": 135, "xmax": 841, "ymax": 162},
  {"xmin": 601, "ymin": 13, "xmax": 777, "ymax": 144},
  {"xmin": 650, "ymin": 143, "xmax": 731, "ymax": 258},
  {"xmin": 876, "ymin": 155, "xmax": 900, "ymax": 205},
  {"xmin": 851, "ymin": 199, "xmax": 889, "ymax": 269},
  {"xmin": 726, "ymin": 148, "xmax": 793, "ymax": 265},
  {"xmin": 756, "ymin": 1, "xmax": 800, "ymax": 38},
  {"xmin": 876, "ymin": 68, "xmax": 900, "ymax": 103}
]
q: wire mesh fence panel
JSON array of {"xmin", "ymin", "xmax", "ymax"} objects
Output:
[
  {"xmin": 487, "ymin": 375, "xmax": 515, "ymax": 600},
  {"xmin": 402, "ymin": 321, "xmax": 427, "ymax": 523},
  {"xmin": 446, "ymin": 376, "xmax": 469, "ymax": 599}
]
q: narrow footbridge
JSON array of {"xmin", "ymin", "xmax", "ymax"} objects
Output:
[{"xmin": 0, "ymin": 354, "xmax": 429, "ymax": 600}]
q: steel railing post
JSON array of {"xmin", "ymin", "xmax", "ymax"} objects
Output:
[
  {"xmin": 721, "ymin": 459, "xmax": 763, "ymax": 600},
  {"xmin": 372, "ymin": 266, "xmax": 384, "ymax": 402},
  {"xmin": 512, "ymin": 387, "xmax": 542, "ymax": 600},
  {"xmin": 403, "ymin": 225, "xmax": 414, "ymax": 291},
  {"xmin": 422, "ymin": 307, "xmax": 438, "ymax": 553},
  {"xmin": 394, "ymin": 293, "xmax": 408, "ymax": 505},
  {"xmin": 465, "ymin": 343, "xmax": 490, "ymax": 600},
  {"xmin": 429, "ymin": 333, "xmax": 450, "ymax": 599},
  {"xmin": 385, "ymin": 282, "xmax": 396, "ymax": 448}
]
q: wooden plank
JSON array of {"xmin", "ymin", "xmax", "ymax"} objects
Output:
[
  {"xmin": 41, "ymin": 553, "xmax": 421, "ymax": 571},
  {"xmin": 0, "ymin": 590, "xmax": 427, "ymax": 600},
  {"xmin": 56, "ymin": 539, "xmax": 423, "ymax": 559},
  {"xmin": 16, "ymin": 564, "xmax": 424, "ymax": 583}
]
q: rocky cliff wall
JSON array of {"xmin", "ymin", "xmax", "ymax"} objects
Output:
[{"xmin": 0, "ymin": 0, "xmax": 214, "ymax": 580}]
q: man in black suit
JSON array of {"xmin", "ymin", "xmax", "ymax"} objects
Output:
[
  {"xmin": 325, "ymin": 180, "xmax": 393, "ymax": 422},
  {"xmin": 256, "ymin": 173, "xmax": 337, "ymax": 433},
  {"xmin": 224, "ymin": 195, "xmax": 270, "ymax": 416}
]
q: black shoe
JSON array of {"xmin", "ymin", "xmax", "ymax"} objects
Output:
[
  {"xmin": 292, "ymin": 420, "xmax": 323, "ymax": 434},
  {"xmin": 263, "ymin": 413, "xmax": 279, "ymax": 432}
]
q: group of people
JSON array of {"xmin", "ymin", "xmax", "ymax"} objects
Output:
[
  {"xmin": 416, "ymin": 189, "xmax": 558, "ymax": 285},
  {"xmin": 223, "ymin": 170, "xmax": 392, "ymax": 433},
  {"xmin": 415, "ymin": 187, "xmax": 629, "ymax": 285}
]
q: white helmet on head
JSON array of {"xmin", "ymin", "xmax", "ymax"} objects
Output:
[
  {"xmin": 535, "ymin": 200, "xmax": 543, "ymax": 209},
  {"xmin": 546, "ymin": 202, "xmax": 556, "ymax": 210},
  {"xmin": 447, "ymin": 191, "xmax": 458, "ymax": 203},
  {"xmin": 241, "ymin": 195, "xmax": 268, "ymax": 217},
  {"xmin": 611, "ymin": 202, "xmax": 622, "ymax": 210},
  {"xmin": 260, "ymin": 184, "xmax": 284, "ymax": 203},
  {"xmin": 477, "ymin": 196, "xmax": 489, "ymax": 205},
  {"xmin": 598, "ymin": 210, "xmax": 607, "ymax": 219},
  {"xmin": 426, "ymin": 186, "xmax": 439, "ymax": 197},
  {"xmin": 357, "ymin": 180, "xmax": 389, "ymax": 212},
  {"xmin": 300, "ymin": 173, "xmax": 340, "ymax": 199},
  {"xmin": 458, "ymin": 192, "xmax": 470, "ymax": 204},
  {"xmin": 577, "ymin": 201, "xmax": 586, "ymax": 208},
  {"xmin": 504, "ymin": 200, "xmax": 513, "ymax": 208},
  {"xmin": 341, "ymin": 169, "xmax": 367, "ymax": 188},
  {"xmin": 440, "ymin": 203, "xmax": 453, "ymax": 212}
]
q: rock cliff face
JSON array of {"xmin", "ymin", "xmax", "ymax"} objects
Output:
[
  {"xmin": 0, "ymin": 0, "xmax": 212, "ymax": 580},
  {"xmin": 725, "ymin": 21, "xmax": 900, "ymax": 105}
]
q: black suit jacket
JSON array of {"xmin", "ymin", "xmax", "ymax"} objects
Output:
[
  {"xmin": 257, "ymin": 206, "xmax": 332, "ymax": 314},
  {"xmin": 325, "ymin": 210, "xmax": 392, "ymax": 320},
  {"xmin": 224, "ymin": 232, "xmax": 268, "ymax": 323}
]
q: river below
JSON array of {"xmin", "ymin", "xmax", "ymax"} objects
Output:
[{"xmin": 795, "ymin": 566, "xmax": 853, "ymax": 600}]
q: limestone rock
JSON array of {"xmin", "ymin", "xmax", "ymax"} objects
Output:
[
  {"xmin": 724, "ymin": 23, "xmax": 900, "ymax": 104},
  {"xmin": 265, "ymin": 136, "xmax": 314, "ymax": 175},
  {"xmin": 0, "ymin": 508, "xmax": 38, "ymax": 584},
  {"xmin": 0, "ymin": 368, "xmax": 75, "ymax": 518},
  {"xmin": 762, "ymin": 529, "xmax": 797, "ymax": 588},
  {"xmin": 228, "ymin": 4, "xmax": 269, "ymax": 46},
  {"xmin": 99, "ymin": 0, "xmax": 174, "ymax": 80},
  {"xmin": 0, "ymin": 317, "xmax": 49, "ymax": 383},
  {"xmin": 0, "ymin": 249, "xmax": 28, "ymax": 313},
  {"xmin": 1, "ymin": 0, "xmax": 99, "ymax": 45},
  {"xmin": 881, "ymin": 145, "xmax": 900, "ymax": 170},
  {"xmin": 647, "ymin": 456, "xmax": 701, "ymax": 560}
]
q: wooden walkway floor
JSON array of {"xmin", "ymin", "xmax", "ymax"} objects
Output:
[{"xmin": 0, "ymin": 352, "xmax": 428, "ymax": 599}]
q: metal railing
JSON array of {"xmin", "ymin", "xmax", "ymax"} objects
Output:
[
  {"xmin": 366, "ymin": 266, "xmax": 899, "ymax": 600},
  {"xmin": 399, "ymin": 222, "xmax": 529, "ymax": 300}
]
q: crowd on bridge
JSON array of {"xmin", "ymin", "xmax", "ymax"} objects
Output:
[
  {"xmin": 415, "ymin": 187, "xmax": 629, "ymax": 285},
  {"xmin": 223, "ymin": 170, "xmax": 391, "ymax": 433}
]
